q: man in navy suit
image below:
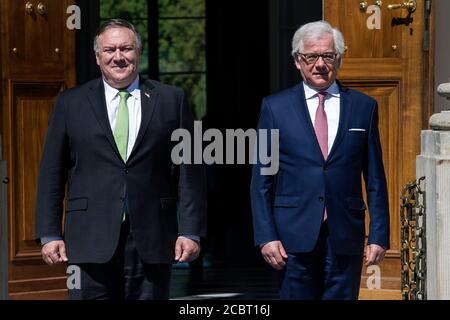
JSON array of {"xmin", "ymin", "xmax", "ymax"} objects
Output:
[
  {"xmin": 35, "ymin": 19, "xmax": 206, "ymax": 299},
  {"xmin": 251, "ymin": 20, "xmax": 389, "ymax": 299}
]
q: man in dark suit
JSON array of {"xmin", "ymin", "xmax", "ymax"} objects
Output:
[
  {"xmin": 35, "ymin": 19, "xmax": 206, "ymax": 299},
  {"xmin": 251, "ymin": 20, "xmax": 389, "ymax": 299}
]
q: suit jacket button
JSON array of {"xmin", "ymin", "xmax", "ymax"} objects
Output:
[
  {"xmin": 124, "ymin": 168, "xmax": 128, "ymax": 174},
  {"xmin": 323, "ymin": 165, "xmax": 327, "ymax": 170},
  {"xmin": 318, "ymin": 196, "xmax": 324, "ymax": 202}
]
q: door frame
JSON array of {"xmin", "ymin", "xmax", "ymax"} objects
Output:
[{"xmin": 0, "ymin": 160, "xmax": 8, "ymax": 299}]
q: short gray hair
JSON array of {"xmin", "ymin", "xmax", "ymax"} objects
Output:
[
  {"xmin": 93, "ymin": 18, "xmax": 142, "ymax": 54},
  {"xmin": 291, "ymin": 20, "xmax": 345, "ymax": 57}
]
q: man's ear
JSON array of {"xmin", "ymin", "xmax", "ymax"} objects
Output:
[
  {"xmin": 294, "ymin": 57, "xmax": 302, "ymax": 71},
  {"xmin": 95, "ymin": 53, "xmax": 100, "ymax": 66}
]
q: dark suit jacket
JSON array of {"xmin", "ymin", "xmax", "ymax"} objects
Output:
[
  {"xmin": 251, "ymin": 81, "xmax": 389, "ymax": 255},
  {"xmin": 35, "ymin": 77, "xmax": 206, "ymax": 264}
]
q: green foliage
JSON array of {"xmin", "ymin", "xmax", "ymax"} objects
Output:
[
  {"xmin": 100, "ymin": 0, "xmax": 148, "ymax": 19},
  {"xmin": 99, "ymin": 0, "xmax": 206, "ymax": 119},
  {"xmin": 160, "ymin": 74, "xmax": 206, "ymax": 119},
  {"xmin": 159, "ymin": 19, "xmax": 205, "ymax": 73},
  {"xmin": 159, "ymin": 0, "xmax": 205, "ymax": 17},
  {"xmin": 158, "ymin": 0, "xmax": 206, "ymax": 119}
]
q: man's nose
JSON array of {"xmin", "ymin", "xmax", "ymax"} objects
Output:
[
  {"xmin": 113, "ymin": 48, "xmax": 124, "ymax": 60},
  {"xmin": 315, "ymin": 56, "xmax": 327, "ymax": 68}
]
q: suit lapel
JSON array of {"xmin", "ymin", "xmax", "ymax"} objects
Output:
[
  {"xmin": 127, "ymin": 79, "xmax": 158, "ymax": 162},
  {"xmin": 87, "ymin": 78, "xmax": 122, "ymax": 160},
  {"xmin": 290, "ymin": 83, "xmax": 327, "ymax": 163}
]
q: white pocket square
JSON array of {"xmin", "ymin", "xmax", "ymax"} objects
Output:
[{"xmin": 349, "ymin": 128, "xmax": 366, "ymax": 132}]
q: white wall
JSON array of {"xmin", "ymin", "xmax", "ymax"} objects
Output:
[{"xmin": 434, "ymin": 0, "xmax": 450, "ymax": 112}]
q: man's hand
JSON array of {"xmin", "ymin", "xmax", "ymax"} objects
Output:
[
  {"xmin": 174, "ymin": 237, "xmax": 200, "ymax": 263},
  {"xmin": 41, "ymin": 240, "xmax": 68, "ymax": 266},
  {"xmin": 261, "ymin": 240, "xmax": 288, "ymax": 270},
  {"xmin": 365, "ymin": 244, "xmax": 386, "ymax": 266}
]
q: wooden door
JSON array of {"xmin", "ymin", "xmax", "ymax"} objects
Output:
[
  {"xmin": 324, "ymin": 0, "xmax": 434, "ymax": 299},
  {"xmin": 0, "ymin": 0, "xmax": 76, "ymax": 299}
]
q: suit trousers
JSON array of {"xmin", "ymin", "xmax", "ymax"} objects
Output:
[
  {"xmin": 279, "ymin": 222, "xmax": 363, "ymax": 300},
  {"xmin": 68, "ymin": 218, "xmax": 172, "ymax": 300}
]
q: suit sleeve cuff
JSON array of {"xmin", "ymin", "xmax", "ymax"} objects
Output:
[
  {"xmin": 178, "ymin": 235, "xmax": 200, "ymax": 243},
  {"xmin": 41, "ymin": 236, "xmax": 63, "ymax": 245}
]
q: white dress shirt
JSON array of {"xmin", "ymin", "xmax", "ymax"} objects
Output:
[
  {"xmin": 103, "ymin": 76, "xmax": 141, "ymax": 159},
  {"xmin": 303, "ymin": 81, "xmax": 340, "ymax": 153}
]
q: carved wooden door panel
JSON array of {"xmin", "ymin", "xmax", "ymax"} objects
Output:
[
  {"xmin": 324, "ymin": 0, "xmax": 433, "ymax": 299},
  {"xmin": 1, "ymin": 0, "xmax": 76, "ymax": 299}
]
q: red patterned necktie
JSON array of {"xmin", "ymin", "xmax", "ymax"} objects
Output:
[
  {"xmin": 314, "ymin": 91, "xmax": 328, "ymax": 221},
  {"xmin": 314, "ymin": 91, "xmax": 328, "ymax": 160}
]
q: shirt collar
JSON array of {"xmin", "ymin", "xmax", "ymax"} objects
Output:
[
  {"xmin": 103, "ymin": 75, "xmax": 140, "ymax": 103},
  {"xmin": 303, "ymin": 81, "xmax": 340, "ymax": 100}
]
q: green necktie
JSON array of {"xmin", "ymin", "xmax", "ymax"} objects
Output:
[{"xmin": 114, "ymin": 91, "xmax": 130, "ymax": 162}]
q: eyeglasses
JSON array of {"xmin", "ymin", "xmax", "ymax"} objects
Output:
[{"xmin": 296, "ymin": 52, "xmax": 339, "ymax": 64}]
